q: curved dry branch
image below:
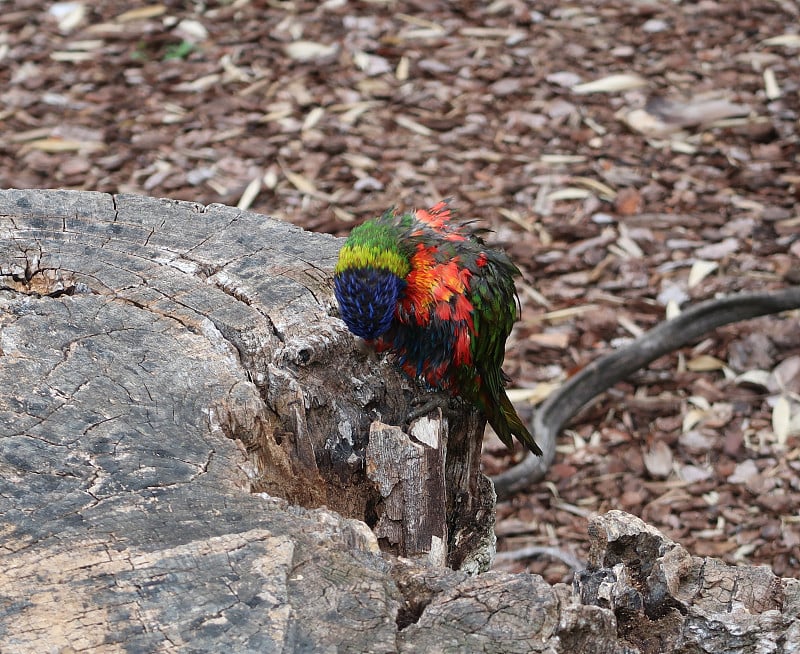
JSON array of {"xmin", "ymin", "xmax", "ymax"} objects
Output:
[{"xmin": 493, "ymin": 286, "xmax": 800, "ymax": 499}]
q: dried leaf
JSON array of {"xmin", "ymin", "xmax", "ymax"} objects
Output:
[
  {"xmin": 302, "ymin": 106, "xmax": 325, "ymax": 131},
  {"xmin": 452, "ymin": 150, "xmax": 503, "ymax": 162},
  {"xmin": 506, "ymin": 383, "xmax": 558, "ymax": 405},
  {"xmin": 761, "ymin": 34, "xmax": 800, "ymax": 47},
  {"xmin": 399, "ymin": 28, "xmax": 447, "ymax": 40},
  {"xmin": 527, "ymin": 332, "xmax": 570, "ymax": 349},
  {"xmin": 572, "ymin": 73, "xmax": 647, "ymax": 94},
  {"xmin": 332, "ymin": 207, "xmax": 355, "ymax": 222},
  {"xmin": 704, "ymin": 402, "xmax": 734, "ymax": 428},
  {"xmin": 665, "ymin": 300, "xmax": 681, "ymax": 320},
  {"xmin": 617, "ymin": 315, "xmax": 644, "ymax": 338},
  {"xmin": 547, "ymin": 71, "xmax": 583, "ymax": 88},
  {"xmin": 547, "ymin": 187, "xmax": 592, "ymax": 201},
  {"xmin": 396, "ymin": 56, "xmax": 410, "ymax": 81},
  {"xmin": 220, "ymin": 55, "xmax": 251, "ymax": 83},
  {"xmin": 540, "ymin": 154, "xmax": 586, "ymax": 164},
  {"xmin": 571, "ymin": 176, "xmax": 616, "ymax": 200},
  {"xmin": 686, "ymin": 355, "xmax": 726, "ymax": 372},
  {"xmin": 688, "ymin": 396, "xmax": 711, "ymax": 411},
  {"xmin": 733, "ymin": 544, "xmax": 759, "ymax": 562},
  {"xmin": 727, "ymin": 459, "xmax": 759, "ymax": 484},
  {"xmin": 175, "ymin": 74, "xmax": 221, "ymax": 93},
  {"xmin": 688, "ymin": 260, "xmax": 718, "ymax": 288},
  {"xmin": 282, "ymin": 168, "xmax": 318, "ymax": 195},
  {"xmin": 680, "ymin": 464, "xmax": 714, "ymax": 483},
  {"xmin": 643, "ymin": 441, "xmax": 673, "ymax": 479},
  {"xmin": 763, "ymin": 68, "xmax": 781, "ymax": 100},
  {"xmin": 260, "ymin": 168, "xmax": 277, "ymax": 189},
  {"xmin": 353, "ymin": 51, "xmax": 392, "ymax": 76},
  {"xmin": 336, "ymin": 101, "xmax": 379, "ymax": 125},
  {"xmin": 532, "ymin": 305, "xmax": 601, "ymax": 324},
  {"xmin": 682, "ymin": 409, "xmax": 706, "ymax": 433},
  {"xmin": 284, "ymin": 41, "xmax": 338, "ymax": 62},
  {"xmin": 622, "ymin": 94, "xmax": 751, "ymax": 137},
  {"xmin": 519, "ymin": 281, "xmax": 552, "ymax": 309},
  {"xmin": 49, "ymin": 1, "xmax": 86, "ymax": 33},
  {"xmin": 340, "ymin": 153, "xmax": 376, "ymax": 170},
  {"xmin": 621, "ymin": 108, "xmax": 682, "ymax": 137},
  {"xmin": 115, "ymin": 5, "xmax": 167, "ymax": 22},
  {"xmin": 680, "ymin": 430, "xmax": 715, "ymax": 452},
  {"xmin": 735, "ymin": 369, "xmax": 771, "ymax": 388},
  {"xmin": 669, "ymin": 140, "xmax": 698, "ymax": 155},
  {"xmin": 175, "ymin": 18, "xmax": 208, "ymax": 41},
  {"xmin": 497, "ymin": 208, "xmax": 536, "ymax": 233},
  {"xmin": 397, "ymin": 14, "xmax": 445, "ymax": 30},
  {"xmin": 395, "ymin": 116, "xmax": 433, "ymax": 136},
  {"xmin": 791, "ymin": 409, "xmax": 800, "ymax": 436},
  {"xmin": 615, "ymin": 188, "xmax": 641, "ymax": 215},
  {"xmin": 772, "ymin": 395, "xmax": 791, "ymax": 445},
  {"xmin": 459, "ymin": 26, "xmax": 522, "ymax": 38},
  {"xmin": 258, "ymin": 108, "xmax": 293, "ymax": 123},
  {"xmin": 616, "ymin": 234, "xmax": 644, "ymax": 259},
  {"xmin": 646, "ymin": 95, "xmax": 750, "ymax": 127},
  {"xmin": 769, "ymin": 355, "xmax": 800, "ymax": 395},
  {"xmin": 62, "ymin": 39, "xmax": 104, "ymax": 51},
  {"xmin": 694, "ymin": 238, "xmax": 739, "ymax": 260},
  {"xmin": 28, "ymin": 137, "xmax": 102, "ymax": 152},
  {"xmin": 50, "ymin": 51, "xmax": 95, "ymax": 62},
  {"xmin": 658, "ymin": 283, "xmax": 689, "ymax": 308},
  {"xmin": 237, "ymin": 176, "xmax": 261, "ymax": 210}
]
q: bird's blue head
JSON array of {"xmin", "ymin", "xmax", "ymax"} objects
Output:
[
  {"xmin": 334, "ymin": 218, "xmax": 411, "ymax": 340},
  {"xmin": 334, "ymin": 267, "xmax": 406, "ymax": 340}
]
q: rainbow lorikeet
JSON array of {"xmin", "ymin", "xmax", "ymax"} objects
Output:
[{"xmin": 333, "ymin": 200, "xmax": 542, "ymax": 455}]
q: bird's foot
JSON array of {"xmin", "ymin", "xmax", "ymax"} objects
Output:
[{"xmin": 406, "ymin": 393, "xmax": 456, "ymax": 424}]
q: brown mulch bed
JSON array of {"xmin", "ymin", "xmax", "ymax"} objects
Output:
[{"xmin": 2, "ymin": 1, "xmax": 799, "ymax": 583}]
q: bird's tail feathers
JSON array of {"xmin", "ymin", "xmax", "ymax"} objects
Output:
[{"xmin": 488, "ymin": 390, "xmax": 543, "ymax": 456}]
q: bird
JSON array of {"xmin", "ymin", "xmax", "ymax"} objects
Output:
[{"xmin": 333, "ymin": 200, "xmax": 542, "ymax": 455}]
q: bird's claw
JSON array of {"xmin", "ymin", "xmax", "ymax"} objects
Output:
[{"xmin": 406, "ymin": 394, "xmax": 453, "ymax": 424}]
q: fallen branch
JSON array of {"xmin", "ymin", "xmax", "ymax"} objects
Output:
[{"xmin": 493, "ymin": 286, "xmax": 800, "ymax": 499}]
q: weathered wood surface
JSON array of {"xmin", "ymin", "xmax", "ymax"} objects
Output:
[
  {"xmin": 2, "ymin": 190, "xmax": 799, "ymax": 653},
  {"xmin": 0, "ymin": 188, "xmax": 492, "ymax": 572}
]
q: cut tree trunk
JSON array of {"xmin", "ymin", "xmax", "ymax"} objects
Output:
[
  {"xmin": 3, "ymin": 190, "xmax": 799, "ymax": 653},
  {"xmin": 0, "ymin": 188, "xmax": 491, "ymax": 572}
]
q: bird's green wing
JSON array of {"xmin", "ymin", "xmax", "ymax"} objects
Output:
[{"xmin": 467, "ymin": 250, "xmax": 542, "ymax": 454}]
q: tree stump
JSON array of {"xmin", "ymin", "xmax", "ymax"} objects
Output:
[
  {"xmin": 3, "ymin": 190, "xmax": 799, "ymax": 652},
  {"xmin": 0, "ymin": 189, "xmax": 492, "ymax": 569}
]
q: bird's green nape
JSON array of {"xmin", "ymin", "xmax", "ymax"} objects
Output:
[{"xmin": 334, "ymin": 219, "xmax": 411, "ymax": 278}]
